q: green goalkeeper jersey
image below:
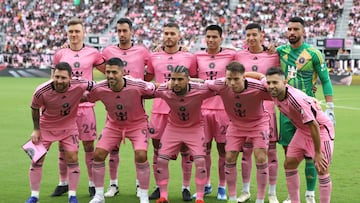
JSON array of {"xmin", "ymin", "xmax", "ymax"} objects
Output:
[{"xmin": 276, "ymin": 42, "xmax": 333, "ymax": 97}]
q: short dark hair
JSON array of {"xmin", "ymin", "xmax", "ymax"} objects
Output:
[
  {"xmin": 245, "ymin": 23, "xmax": 262, "ymax": 31},
  {"xmin": 289, "ymin": 17, "xmax": 305, "ymax": 27},
  {"xmin": 164, "ymin": 22, "xmax": 180, "ymax": 30},
  {"xmin": 265, "ymin": 67, "xmax": 285, "ymax": 77},
  {"xmin": 106, "ymin": 57, "xmax": 124, "ymax": 68},
  {"xmin": 226, "ymin": 61, "xmax": 245, "ymax": 74},
  {"xmin": 172, "ymin": 65, "xmax": 189, "ymax": 76},
  {"xmin": 205, "ymin": 25, "xmax": 223, "ymax": 37},
  {"xmin": 117, "ymin": 18, "xmax": 133, "ymax": 30},
  {"xmin": 55, "ymin": 62, "xmax": 72, "ymax": 77},
  {"xmin": 67, "ymin": 17, "xmax": 83, "ymax": 27}
]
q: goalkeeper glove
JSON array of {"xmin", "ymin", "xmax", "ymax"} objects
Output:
[{"xmin": 325, "ymin": 102, "xmax": 336, "ymax": 126}]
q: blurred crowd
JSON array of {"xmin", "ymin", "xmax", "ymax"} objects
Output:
[
  {"xmin": 1, "ymin": 0, "xmax": 356, "ymax": 70},
  {"xmin": 348, "ymin": 0, "xmax": 360, "ymax": 44},
  {"xmin": 0, "ymin": 0, "xmax": 122, "ymax": 55}
]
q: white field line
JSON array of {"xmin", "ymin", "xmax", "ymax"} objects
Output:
[{"xmin": 319, "ymin": 99, "xmax": 360, "ymax": 111}]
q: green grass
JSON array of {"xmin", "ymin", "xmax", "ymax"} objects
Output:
[{"xmin": 0, "ymin": 77, "xmax": 359, "ymax": 203}]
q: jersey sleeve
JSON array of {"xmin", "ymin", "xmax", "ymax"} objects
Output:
[
  {"xmin": 52, "ymin": 49, "xmax": 62, "ymax": 66},
  {"xmin": 188, "ymin": 54, "xmax": 198, "ymax": 77},
  {"xmin": 146, "ymin": 54, "xmax": 155, "ymax": 74},
  {"xmin": 93, "ymin": 50, "xmax": 105, "ymax": 67},
  {"xmin": 204, "ymin": 78, "xmax": 226, "ymax": 92},
  {"xmin": 312, "ymin": 50, "xmax": 333, "ymax": 97},
  {"xmin": 86, "ymin": 88, "xmax": 100, "ymax": 103},
  {"xmin": 141, "ymin": 80, "xmax": 156, "ymax": 96}
]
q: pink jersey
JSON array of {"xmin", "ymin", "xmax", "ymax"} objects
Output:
[
  {"xmin": 195, "ymin": 48, "xmax": 236, "ymax": 110},
  {"xmin": 155, "ymin": 82, "xmax": 214, "ymax": 128},
  {"xmin": 102, "ymin": 44, "xmax": 150, "ymax": 79},
  {"xmin": 205, "ymin": 78, "xmax": 272, "ymax": 131},
  {"xmin": 53, "ymin": 45, "xmax": 105, "ymax": 80},
  {"xmin": 271, "ymin": 84, "xmax": 334, "ymax": 141},
  {"xmin": 236, "ymin": 50, "xmax": 280, "ymax": 113},
  {"xmin": 31, "ymin": 79, "xmax": 94, "ymax": 131},
  {"xmin": 86, "ymin": 78, "xmax": 155, "ymax": 130},
  {"xmin": 53, "ymin": 45, "xmax": 105, "ymax": 108},
  {"xmin": 147, "ymin": 50, "xmax": 197, "ymax": 114}
]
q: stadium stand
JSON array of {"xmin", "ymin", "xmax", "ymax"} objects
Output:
[
  {"xmin": 2, "ymin": 0, "xmax": 359, "ymax": 75},
  {"xmin": 348, "ymin": 0, "xmax": 360, "ymax": 44}
]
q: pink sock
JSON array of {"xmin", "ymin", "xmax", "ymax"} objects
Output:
[
  {"xmin": 218, "ymin": 155, "xmax": 226, "ymax": 187},
  {"xmin": 58, "ymin": 151, "xmax": 67, "ymax": 183},
  {"xmin": 152, "ymin": 151, "xmax": 159, "ymax": 186},
  {"xmin": 181, "ymin": 152, "xmax": 192, "ymax": 187},
  {"xmin": 205, "ymin": 151, "xmax": 211, "ymax": 184},
  {"xmin": 225, "ymin": 162, "xmax": 237, "ymax": 197},
  {"xmin": 268, "ymin": 143, "xmax": 278, "ymax": 185},
  {"xmin": 67, "ymin": 162, "xmax": 80, "ymax": 191},
  {"xmin": 194, "ymin": 158, "xmax": 207, "ymax": 199},
  {"xmin": 136, "ymin": 161, "xmax": 150, "ymax": 190},
  {"xmin": 109, "ymin": 150, "xmax": 120, "ymax": 181},
  {"xmin": 92, "ymin": 161, "xmax": 105, "ymax": 188},
  {"xmin": 241, "ymin": 143, "xmax": 253, "ymax": 183},
  {"xmin": 157, "ymin": 158, "xmax": 169, "ymax": 199},
  {"xmin": 285, "ymin": 169, "xmax": 300, "ymax": 203},
  {"xmin": 256, "ymin": 163, "xmax": 268, "ymax": 199},
  {"xmin": 319, "ymin": 174, "xmax": 332, "ymax": 203},
  {"xmin": 29, "ymin": 162, "xmax": 43, "ymax": 191},
  {"xmin": 85, "ymin": 151, "xmax": 94, "ymax": 182}
]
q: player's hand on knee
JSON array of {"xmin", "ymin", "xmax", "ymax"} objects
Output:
[{"xmin": 314, "ymin": 152, "xmax": 328, "ymax": 173}]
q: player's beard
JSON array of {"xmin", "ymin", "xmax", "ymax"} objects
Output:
[
  {"xmin": 54, "ymin": 82, "xmax": 69, "ymax": 93},
  {"xmin": 173, "ymin": 86, "xmax": 187, "ymax": 95},
  {"xmin": 288, "ymin": 35, "xmax": 301, "ymax": 44},
  {"xmin": 108, "ymin": 78, "xmax": 118, "ymax": 88},
  {"xmin": 119, "ymin": 38, "xmax": 129, "ymax": 45}
]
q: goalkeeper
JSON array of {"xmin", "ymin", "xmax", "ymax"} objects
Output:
[{"xmin": 276, "ymin": 17, "xmax": 335, "ymax": 203}]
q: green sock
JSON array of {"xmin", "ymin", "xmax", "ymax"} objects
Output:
[{"xmin": 305, "ymin": 159, "xmax": 317, "ymax": 191}]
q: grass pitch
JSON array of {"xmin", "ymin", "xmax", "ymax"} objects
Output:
[{"xmin": 0, "ymin": 76, "xmax": 359, "ymax": 202}]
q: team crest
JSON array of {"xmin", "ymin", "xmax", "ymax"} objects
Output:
[
  {"xmin": 63, "ymin": 103, "xmax": 69, "ymax": 108},
  {"xmin": 252, "ymin": 65, "xmax": 258, "ymax": 71},
  {"xmin": 298, "ymin": 57, "xmax": 305, "ymax": 64},
  {"xmin": 74, "ymin": 62, "xmax": 80, "ymax": 68},
  {"xmin": 123, "ymin": 60, "xmax": 128, "ymax": 66},
  {"xmin": 209, "ymin": 62, "xmax": 215, "ymax": 69},
  {"xmin": 235, "ymin": 102, "xmax": 242, "ymax": 108},
  {"xmin": 179, "ymin": 106, "xmax": 186, "ymax": 111},
  {"xmin": 116, "ymin": 104, "xmax": 123, "ymax": 110}
]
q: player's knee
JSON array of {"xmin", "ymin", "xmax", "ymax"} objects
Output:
[
  {"xmin": 194, "ymin": 158, "xmax": 206, "ymax": 176},
  {"xmin": 135, "ymin": 150, "xmax": 148, "ymax": 163},
  {"xmin": 93, "ymin": 148, "xmax": 108, "ymax": 161},
  {"xmin": 82, "ymin": 141, "xmax": 94, "ymax": 152},
  {"xmin": 284, "ymin": 157, "xmax": 298, "ymax": 169},
  {"xmin": 225, "ymin": 151, "xmax": 238, "ymax": 163},
  {"xmin": 65, "ymin": 152, "xmax": 78, "ymax": 163}
]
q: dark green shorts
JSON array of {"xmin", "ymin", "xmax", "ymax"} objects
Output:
[{"xmin": 278, "ymin": 112, "xmax": 297, "ymax": 147}]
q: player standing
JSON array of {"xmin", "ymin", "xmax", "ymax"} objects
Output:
[
  {"xmin": 194, "ymin": 24, "xmax": 236, "ymax": 200},
  {"xmin": 145, "ymin": 22, "xmax": 197, "ymax": 201},
  {"xmin": 235, "ymin": 23, "xmax": 280, "ymax": 203},
  {"xmin": 25, "ymin": 62, "xmax": 94, "ymax": 203},
  {"xmin": 155, "ymin": 66, "xmax": 214, "ymax": 203},
  {"xmin": 101, "ymin": 17, "xmax": 151, "ymax": 197},
  {"xmin": 277, "ymin": 17, "xmax": 335, "ymax": 203},
  {"xmin": 87, "ymin": 57, "xmax": 154, "ymax": 203},
  {"xmin": 205, "ymin": 62, "xmax": 272, "ymax": 203},
  {"xmin": 264, "ymin": 67, "xmax": 334, "ymax": 203},
  {"xmin": 50, "ymin": 17, "xmax": 105, "ymax": 198}
]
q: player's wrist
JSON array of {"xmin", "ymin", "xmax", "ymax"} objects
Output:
[{"xmin": 326, "ymin": 102, "xmax": 334, "ymax": 109}]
